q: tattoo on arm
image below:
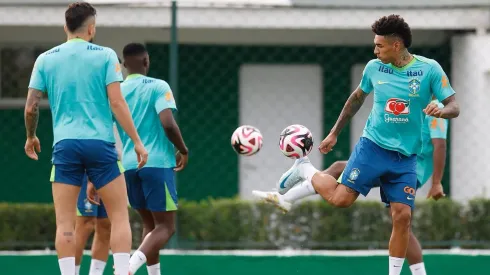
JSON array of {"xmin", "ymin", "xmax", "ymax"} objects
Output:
[
  {"xmin": 346, "ymin": 187, "xmax": 360, "ymax": 194},
  {"xmin": 24, "ymin": 89, "xmax": 43, "ymax": 138},
  {"xmin": 331, "ymin": 88, "xmax": 369, "ymax": 135},
  {"xmin": 63, "ymin": 232, "xmax": 73, "ymax": 237}
]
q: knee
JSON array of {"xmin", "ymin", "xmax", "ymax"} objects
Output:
[
  {"xmin": 155, "ymin": 221, "xmax": 176, "ymax": 236},
  {"xmin": 391, "ymin": 205, "xmax": 412, "ymax": 227},
  {"xmin": 95, "ymin": 219, "xmax": 111, "ymax": 238}
]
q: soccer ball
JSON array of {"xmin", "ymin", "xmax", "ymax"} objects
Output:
[
  {"xmin": 279, "ymin": 124, "xmax": 314, "ymax": 159},
  {"xmin": 231, "ymin": 125, "xmax": 263, "ymax": 156}
]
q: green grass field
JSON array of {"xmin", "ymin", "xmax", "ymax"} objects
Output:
[{"xmin": 1, "ymin": 250, "xmax": 488, "ymax": 275}]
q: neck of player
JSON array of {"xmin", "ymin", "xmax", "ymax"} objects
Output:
[
  {"xmin": 67, "ymin": 33, "xmax": 91, "ymax": 42},
  {"xmin": 127, "ymin": 69, "xmax": 147, "ymax": 76},
  {"xmin": 392, "ymin": 49, "xmax": 413, "ymax": 68}
]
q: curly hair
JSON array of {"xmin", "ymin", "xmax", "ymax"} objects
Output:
[
  {"xmin": 65, "ymin": 2, "xmax": 97, "ymax": 33},
  {"xmin": 371, "ymin": 14, "xmax": 412, "ymax": 48}
]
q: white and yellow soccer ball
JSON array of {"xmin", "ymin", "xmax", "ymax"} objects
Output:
[
  {"xmin": 231, "ymin": 125, "xmax": 263, "ymax": 156},
  {"xmin": 279, "ymin": 124, "xmax": 314, "ymax": 159}
]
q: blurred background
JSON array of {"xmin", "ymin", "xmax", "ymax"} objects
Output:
[{"xmin": 0, "ymin": 0, "xmax": 490, "ymax": 274}]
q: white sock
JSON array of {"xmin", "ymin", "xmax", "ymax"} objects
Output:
[
  {"xmin": 113, "ymin": 253, "xmax": 130, "ymax": 275},
  {"xmin": 75, "ymin": 265, "xmax": 80, "ymax": 275},
  {"xmin": 58, "ymin": 257, "xmax": 75, "ymax": 275},
  {"xmin": 410, "ymin": 262, "xmax": 427, "ymax": 275},
  {"xmin": 129, "ymin": 250, "xmax": 147, "ymax": 274},
  {"xmin": 89, "ymin": 259, "xmax": 107, "ymax": 275},
  {"xmin": 298, "ymin": 159, "xmax": 319, "ymax": 182},
  {"xmin": 389, "ymin": 257, "xmax": 405, "ymax": 275},
  {"xmin": 147, "ymin": 263, "xmax": 161, "ymax": 275},
  {"xmin": 282, "ymin": 180, "xmax": 316, "ymax": 202}
]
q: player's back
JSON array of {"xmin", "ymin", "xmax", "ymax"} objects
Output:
[
  {"xmin": 31, "ymin": 39, "xmax": 122, "ymax": 145},
  {"xmin": 117, "ymin": 75, "xmax": 176, "ymax": 170}
]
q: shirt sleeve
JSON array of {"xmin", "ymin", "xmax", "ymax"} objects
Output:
[
  {"xmin": 359, "ymin": 60, "xmax": 375, "ymax": 94},
  {"xmin": 105, "ymin": 49, "xmax": 123, "ymax": 85},
  {"xmin": 28, "ymin": 54, "xmax": 46, "ymax": 92},
  {"xmin": 154, "ymin": 81, "xmax": 177, "ymax": 114},
  {"xmin": 430, "ymin": 61, "xmax": 455, "ymax": 102},
  {"xmin": 428, "ymin": 116, "xmax": 448, "ymax": 139}
]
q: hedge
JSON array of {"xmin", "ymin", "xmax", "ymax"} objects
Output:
[{"xmin": 0, "ymin": 198, "xmax": 489, "ymax": 250}]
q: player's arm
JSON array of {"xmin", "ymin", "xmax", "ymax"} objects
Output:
[
  {"xmin": 425, "ymin": 62, "xmax": 460, "ymax": 119},
  {"xmin": 108, "ymin": 84, "xmax": 141, "ymax": 145},
  {"xmin": 25, "ymin": 88, "xmax": 43, "ymax": 139},
  {"xmin": 330, "ymin": 87, "xmax": 369, "ymax": 136},
  {"xmin": 24, "ymin": 55, "xmax": 45, "ymax": 160},
  {"xmin": 155, "ymin": 83, "xmax": 188, "ymax": 171},
  {"xmin": 159, "ymin": 109, "xmax": 188, "ymax": 156},
  {"xmin": 319, "ymin": 61, "xmax": 373, "ymax": 153},
  {"xmin": 105, "ymin": 49, "xmax": 148, "ymax": 168},
  {"xmin": 439, "ymin": 95, "xmax": 459, "ymax": 119},
  {"xmin": 431, "ymin": 138, "xmax": 446, "ymax": 185},
  {"xmin": 427, "ymin": 116, "xmax": 448, "ymax": 200}
]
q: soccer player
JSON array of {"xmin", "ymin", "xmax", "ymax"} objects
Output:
[
  {"xmin": 24, "ymin": 3, "xmax": 148, "ymax": 275},
  {"xmin": 114, "ymin": 43, "xmax": 188, "ymax": 275},
  {"xmin": 74, "ymin": 177, "xmax": 111, "ymax": 275},
  {"xmin": 253, "ymin": 14, "xmax": 459, "ymax": 275},
  {"xmin": 317, "ymin": 110, "xmax": 448, "ymax": 275}
]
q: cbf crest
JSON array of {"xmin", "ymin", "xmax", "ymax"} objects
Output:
[
  {"xmin": 348, "ymin": 168, "xmax": 360, "ymax": 183},
  {"xmin": 84, "ymin": 200, "xmax": 93, "ymax": 213},
  {"xmin": 408, "ymin": 79, "xmax": 421, "ymax": 97}
]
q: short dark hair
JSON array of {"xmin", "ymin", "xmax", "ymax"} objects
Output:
[
  {"xmin": 123, "ymin": 43, "xmax": 148, "ymax": 58},
  {"xmin": 65, "ymin": 2, "xmax": 97, "ymax": 33},
  {"xmin": 371, "ymin": 14, "xmax": 412, "ymax": 48}
]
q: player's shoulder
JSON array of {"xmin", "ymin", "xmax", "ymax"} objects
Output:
[
  {"xmin": 85, "ymin": 42, "xmax": 118, "ymax": 58},
  {"xmin": 38, "ymin": 44, "xmax": 65, "ymax": 59},
  {"xmin": 146, "ymin": 77, "xmax": 170, "ymax": 91},
  {"xmin": 414, "ymin": 55, "xmax": 443, "ymax": 69},
  {"xmin": 365, "ymin": 59, "xmax": 383, "ymax": 69}
]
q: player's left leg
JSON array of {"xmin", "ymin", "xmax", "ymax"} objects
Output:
[
  {"xmin": 406, "ymin": 179, "xmax": 428, "ymax": 275},
  {"xmin": 128, "ymin": 168, "xmax": 177, "ymax": 275},
  {"xmin": 381, "ymin": 153, "xmax": 417, "ymax": 275},
  {"xmin": 88, "ymin": 202, "xmax": 111, "ymax": 275}
]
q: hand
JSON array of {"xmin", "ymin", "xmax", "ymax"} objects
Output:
[
  {"xmin": 24, "ymin": 136, "xmax": 41, "ymax": 160},
  {"xmin": 174, "ymin": 151, "xmax": 188, "ymax": 172},
  {"xmin": 134, "ymin": 142, "xmax": 149, "ymax": 169},
  {"xmin": 427, "ymin": 182, "xmax": 446, "ymax": 200},
  {"xmin": 318, "ymin": 133, "xmax": 337, "ymax": 154},
  {"xmin": 86, "ymin": 181, "xmax": 100, "ymax": 205},
  {"xmin": 423, "ymin": 102, "xmax": 443, "ymax": 118}
]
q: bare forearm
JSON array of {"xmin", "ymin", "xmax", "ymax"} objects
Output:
[
  {"xmin": 440, "ymin": 96, "xmax": 460, "ymax": 119},
  {"xmin": 111, "ymin": 102, "xmax": 141, "ymax": 144},
  {"xmin": 330, "ymin": 89, "xmax": 368, "ymax": 136},
  {"xmin": 164, "ymin": 125, "xmax": 188, "ymax": 154},
  {"xmin": 24, "ymin": 89, "xmax": 42, "ymax": 138},
  {"xmin": 432, "ymin": 146, "xmax": 446, "ymax": 183}
]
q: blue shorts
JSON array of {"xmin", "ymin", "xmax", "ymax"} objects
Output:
[
  {"xmin": 125, "ymin": 167, "xmax": 178, "ymax": 212},
  {"xmin": 339, "ymin": 137, "xmax": 417, "ymax": 208},
  {"xmin": 50, "ymin": 139, "xmax": 124, "ymax": 190},
  {"xmin": 76, "ymin": 175, "xmax": 108, "ymax": 218}
]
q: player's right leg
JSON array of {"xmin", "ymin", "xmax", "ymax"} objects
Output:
[
  {"xmin": 83, "ymin": 140, "xmax": 131, "ymax": 275},
  {"xmin": 255, "ymin": 138, "xmax": 382, "ymax": 211},
  {"xmin": 51, "ymin": 139, "xmax": 86, "ymax": 275},
  {"xmin": 127, "ymin": 168, "xmax": 177, "ymax": 275}
]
